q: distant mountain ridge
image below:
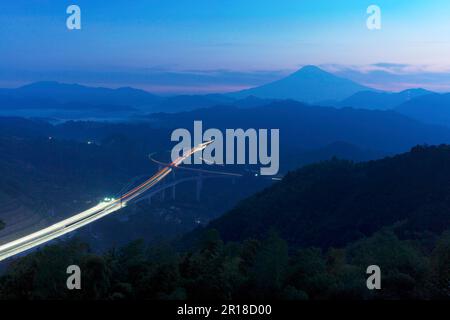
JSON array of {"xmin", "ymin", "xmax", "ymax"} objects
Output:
[
  {"xmin": 229, "ymin": 65, "xmax": 373, "ymax": 103},
  {"xmin": 2, "ymin": 70, "xmax": 450, "ymax": 126},
  {"xmin": 0, "ymin": 81, "xmax": 272, "ymax": 115},
  {"xmin": 326, "ymin": 88, "xmax": 450, "ymax": 128},
  {"xmin": 0, "ymin": 81, "xmax": 161, "ymax": 111},
  {"xmin": 148, "ymin": 100, "xmax": 450, "ymax": 154},
  {"xmin": 394, "ymin": 93, "xmax": 450, "ymax": 126},
  {"xmin": 338, "ymin": 88, "xmax": 433, "ymax": 110}
]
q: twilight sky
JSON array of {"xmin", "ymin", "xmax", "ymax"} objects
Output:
[{"xmin": 1, "ymin": 0, "xmax": 450, "ymax": 93}]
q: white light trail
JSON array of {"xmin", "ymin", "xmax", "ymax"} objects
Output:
[{"xmin": 0, "ymin": 141, "xmax": 214, "ymax": 262}]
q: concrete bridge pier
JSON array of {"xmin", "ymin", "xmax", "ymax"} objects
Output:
[
  {"xmin": 158, "ymin": 165, "xmax": 165, "ymax": 201},
  {"xmin": 171, "ymin": 171, "xmax": 176, "ymax": 200}
]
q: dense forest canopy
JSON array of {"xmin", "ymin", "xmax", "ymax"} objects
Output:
[
  {"xmin": 1, "ymin": 227, "xmax": 450, "ymax": 300},
  {"xmin": 2, "ymin": 145, "xmax": 450, "ymax": 300},
  {"xmin": 206, "ymin": 144, "xmax": 450, "ymax": 248}
]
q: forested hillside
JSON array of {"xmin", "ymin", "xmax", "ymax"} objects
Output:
[
  {"xmin": 1, "ymin": 227, "xmax": 450, "ymax": 300},
  {"xmin": 3, "ymin": 145, "xmax": 450, "ymax": 300},
  {"xmin": 206, "ymin": 145, "xmax": 450, "ymax": 248}
]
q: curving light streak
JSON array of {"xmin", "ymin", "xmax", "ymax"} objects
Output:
[{"xmin": 0, "ymin": 141, "xmax": 214, "ymax": 262}]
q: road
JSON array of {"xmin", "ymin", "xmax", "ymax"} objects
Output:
[{"xmin": 0, "ymin": 141, "xmax": 213, "ymax": 262}]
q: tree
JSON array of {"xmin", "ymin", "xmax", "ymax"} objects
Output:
[
  {"xmin": 79, "ymin": 255, "xmax": 112, "ymax": 300},
  {"xmin": 247, "ymin": 232, "xmax": 289, "ymax": 299},
  {"xmin": 287, "ymin": 247, "xmax": 334, "ymax": 300},
  {"xmin": 428, "ymin": 231, "xmax": 450, "ymax": 298},
  {"xmin": 0, "ymin": 239, "xmax": 89, "ymax": 300},
  {"xmin": 347, "ymin": 229, "xmax": 428, "ymax": 299}
]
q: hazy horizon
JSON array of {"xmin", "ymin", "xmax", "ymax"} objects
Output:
[
  {"xmin": 2, "ymin": 63, "xmax": 449, "ymax": 96},
  {"xmin": 2, "ymin": 1, "xmax": 450, "ymax": 93}
]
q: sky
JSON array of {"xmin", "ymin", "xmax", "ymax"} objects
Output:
[{"xmin": 1, "ymin": 0, "xmax": 450, "ymax": 93}]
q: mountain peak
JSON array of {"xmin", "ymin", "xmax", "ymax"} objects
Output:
[
  {"xmin": 287, "ymin": 65, "xmax": 335, "ymax": 80},
  {"xmin": 295, "ymin": 65, "xmax": 327, "ymax": 74},
  {"xmin": 230, "ymin": 65, "xmax": 372, "ymax": 103}
]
